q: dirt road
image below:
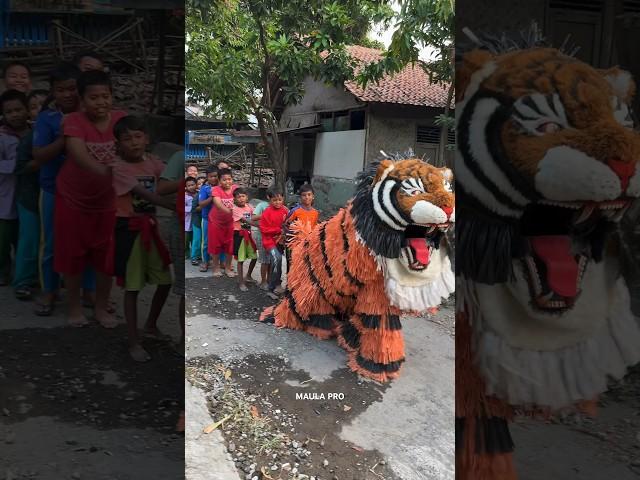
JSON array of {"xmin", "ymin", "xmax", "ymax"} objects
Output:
[
  {"xmin": 0, "ymin": 280, "xmax": 184, "ymax": 480},
  {"xmin": 185, "ymin": 263, "xmax": 455, "ymax": 480}
]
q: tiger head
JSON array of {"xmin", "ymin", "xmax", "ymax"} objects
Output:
[
  {"xmin": 351, "ymin": 156, "xmax": 455, "ymax": 311},
  {"xmin": 457, "ymin": 46, "xmax": 640, "ymax": 312}
]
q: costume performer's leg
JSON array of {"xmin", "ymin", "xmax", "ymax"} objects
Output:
[
  {"xmin": 260, "ymin": 237, "xmax": 339, "ymax": 339},
  {"xmin": 338, "ymin": 280, "xmax": 405, "ymax": 383},
  {"xmin": 456, "ymin": 311, "xmax": 517, "ymax": 480}
]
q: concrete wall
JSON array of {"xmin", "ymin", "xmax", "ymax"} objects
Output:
[
  {"xmin": 313, "ymin": 130, "xmax": 366, "ymax": 180},
  {"xmin": 311, "ymin": 176, "xmax": 357, "ymax": 219},
  {"xmin": 281, "ymin": 76, "xmax": 362, "ymax": 119},
  {"xmin": 366, "ymin": 105, "xmax": 442, "ymax": 165}
]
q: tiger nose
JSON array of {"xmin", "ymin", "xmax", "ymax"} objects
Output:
[
  {"xmin": 441, "ymin": 206, "xmax": 454, "ymax": 218},
  {"xmin": 607, "ymin": 157, "xmax": 636, "ymax": 192}
]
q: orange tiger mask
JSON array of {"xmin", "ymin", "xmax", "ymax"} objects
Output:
[
  {"xmin": 456, "ymin": 43, "xmax": 640, "ymax": 479},
  {"xmin": 260, "ymin": 157, "xmax": 455, "ymax": 382}
]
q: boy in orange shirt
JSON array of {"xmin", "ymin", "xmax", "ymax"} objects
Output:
[{"xmin": 283, "ymin": 184, "xmax": 319, "ymax": 274}]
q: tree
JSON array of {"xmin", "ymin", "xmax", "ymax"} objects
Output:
[
  {"xmin": 186, "ymin": 0, "xmax": 393, "ymax": 192},
  {"xmin": 358, "ymin": 0, "xmax": 454, "ymax": 166}
]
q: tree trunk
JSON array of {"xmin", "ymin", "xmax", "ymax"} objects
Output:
[
  {"xmin": 254, "ymin": 105, "xmax": 286, "ymax": 194},
  {"xmin": 270, "ymin": 135, "xmax": 286, "ymax": 194}
]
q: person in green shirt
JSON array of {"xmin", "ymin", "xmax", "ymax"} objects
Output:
[{"xmin": 157, "ymin": 149, "xmax": 185, "ymax": 344}]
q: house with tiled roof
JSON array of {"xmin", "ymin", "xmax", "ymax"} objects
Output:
[{"xmin": 278, "ymin": 45, "xmax": 453, "ymax": 211}]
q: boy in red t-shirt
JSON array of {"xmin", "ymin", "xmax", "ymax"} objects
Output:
[
  {"xmin": 231, "ymin": 187, "xmax": 257, "ymax": 291},
  {"xmin": 112, "ymin": 115, "xmax": 173, "ymax": 362},
  {"xmin": 259, "ymin": 189, "xmax": 289, "ymax": 299},
  {"xmin": 208, "ymin": 168, "xmax": 237, "ymax": 277},
  {"xmin": 54, "ymin": 70, "xmax": 127, "ymax": 328}
]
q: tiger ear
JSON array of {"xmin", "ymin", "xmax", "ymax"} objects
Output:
[
  {"xmin": 457, "ymin": 49, "xmax": 494, "ymax": 102},
  {"xmin": 373, "ymin": 159, "xmax": 395, "ymax": 183},
  {"xmin": 601, "ymin": 67, "xmax": 636, "ymax": 104},
  {"xmin": 440, "ymin": 167, "xmax": 453, "ymax": 182}
]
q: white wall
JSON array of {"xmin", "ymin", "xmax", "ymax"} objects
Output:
[{"xmin": 313, "ymin": 130, "xmax": 366, "ymax": 180}]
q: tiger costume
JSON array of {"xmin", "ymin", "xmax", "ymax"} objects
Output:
[
  {"xmin": 260, "ymin": 156, "xmax": 455, "ymax": 382},
  {"xmin": 456, "ymin": 36, "xmax": 640, "ymax": 479}
]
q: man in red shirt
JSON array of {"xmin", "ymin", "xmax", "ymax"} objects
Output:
[{"xmin": 259, "ymin": 189, "xmax": 288, "ymax": 299}]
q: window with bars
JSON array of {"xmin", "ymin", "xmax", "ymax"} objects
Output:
[
  {"xmin": 549, "ymin": 0, "xmax": 603, "ymax": 11},
  {"xmin": 417, "ymin": 125, "xmax": 455, "ymax": 145}
]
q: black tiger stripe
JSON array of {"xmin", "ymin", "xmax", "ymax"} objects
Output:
[
  {"xmin": 458, "ymin": 92, "xmax": 530, "ymax": 212},
  {"xmin": 455, "ymin": 417, "xmax": 464, "ymax": 451},
  {"xmin": 303, "ymin": 242, "xmax": 331, "ymax": 306},
  {"xmin": 376, "ymin": 180, "xmax": 410, "ymax": 228},
  {"xmin": 340, "ymin": 320, "xmax": 361, "ymax": 349},
  {"xmin": 361, "ymin": 314, "xmax": 381, "ymax": 329},
  {"xmin": 284, "ymin": 290, "xmax": 303, "ymax": 323},
  {"xmin": 390, "ymin": 182, "xmax": 414, "ymax": 224},
  {"xmin": 307, "ymin": 314, "xmax": 335, "ymax": 331},
  {"xmin": 339, "ymin": 217, "xmax": 365, "ymax": 288},
  {"xmin": 318, "ymin": 223, "xmax": 333, "ymax": 279},
  {"xmin": 356, "ymin": 355, "xmax": 404, "ymax": 374},
  {"xmin": 485, "ymin": 100, "xmax": 540, "ymax": 200},
  {"xmin": 544, "ymin": 94, "xmax": 558, "ymax": 117},
  {"xmin": 473, "ymin": 417, "xmax": 515, "ymax": 454},
  {"xmin": 360, "ymin": 314, "xmax": 402, "ymax": 330},
  {"xmin": 387, "ymin": 315, "xmax": 402, "ymax": 331},
  {"xmin": 316, "ymin": 227, "xmax": 354, "ymax": 299},
  {"xmin": 521, "ymin": 95, "xmax": 543, "ymax": 116},
  {"xmin": 461, "ymin": 91, "xmax": 539, "ymax": 203}
]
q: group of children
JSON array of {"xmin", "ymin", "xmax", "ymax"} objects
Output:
[
  {"xmin": 0, "ymin": 53, "xmax": 185, "ymax": 363},
  {"xmin": 184, "ymin": 164, "xmax": 319, "ymax": 298}
]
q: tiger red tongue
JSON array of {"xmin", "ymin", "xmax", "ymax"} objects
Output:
[
  {"xmin": 530, "ymin": 235, "xmax": 578, "ymax": 298},
  {"xmin": 408, "ymin": 238, "xmax": 430, "ymax": 265}
]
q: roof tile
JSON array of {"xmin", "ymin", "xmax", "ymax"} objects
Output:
[{"xmin": 343, "ymin": 45, "xmax": 450, "ymax": 108}]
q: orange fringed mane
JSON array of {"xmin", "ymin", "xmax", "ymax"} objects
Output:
[{"xmin": 260, "ymin": 206, "xmax": 406, "ymax": 382}]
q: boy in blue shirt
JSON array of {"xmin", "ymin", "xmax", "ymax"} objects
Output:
[
  {"xmin": 31, "ymin": 62, "xmax": 96, "ymax": 316},
  {"xmin": 196, "ymin": 165, "xmax": 218, "ymax": 272}
]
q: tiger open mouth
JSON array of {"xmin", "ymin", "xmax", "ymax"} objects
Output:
[
  {"xmin": 521, "ymin": 199, "xmax": 631, "ymax": 311},
  {"xmin": 404, "ymin": 224, "xmax": 449, "ymax": 271}
]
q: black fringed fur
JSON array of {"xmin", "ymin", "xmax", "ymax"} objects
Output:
[
  {"xmin": 455, "ymin": 198, "xmax": 525, "ymax": 284},
  {"xmin": 356, "ymin": 355, "xmax": 404, "ymax": 374},
  {"xmin": 455, "ymin": 417, "xmax": 515, "ymax": 455},
  {"xmin": 351, "ymin": 160, "xmax": 405, "ymax": 259}
]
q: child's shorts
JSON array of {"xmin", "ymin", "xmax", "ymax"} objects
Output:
[
  {"xmin": 208, "ymin": 222, "xmax": 233, "ymax": 256},
  {"xmin": 253, "ymin": 228, "xmax": 269, "ymax": 263},
  {"xmin": 114, "ymin": 217, "xmax": 172, "ymax": 291},
  {"xmin": 53, "ymin": 195, "xmax": 115, "ymax": 275},
  {"xmin": 233, "ymin": 230, "xmax": 257, "ymax": 262}
]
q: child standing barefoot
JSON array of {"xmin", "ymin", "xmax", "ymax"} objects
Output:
[
  {"xmin": 251, "ymin": 193, "xmax": 271, "ymax": 290},
  {"xmin": 208, "ymin": 168, "xmax": 237, "ymax": 277},
  {"xmin": 259, "ymin": 190, "xmax": 288, "ymax": 299},
  {"xmin": 111, "ymin": 116, "xmax": 173, "ymax": 362},
  {"xmin": 54, "ymin": 70, "xmax": 126, "ymax": 327},
  {"xmin": 231, "ymin": 188, "xmax": 257, "ymax": 291},
  {"xmin": 196, "ymin": 166, "xmax": 218, "ymax": 272}
]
